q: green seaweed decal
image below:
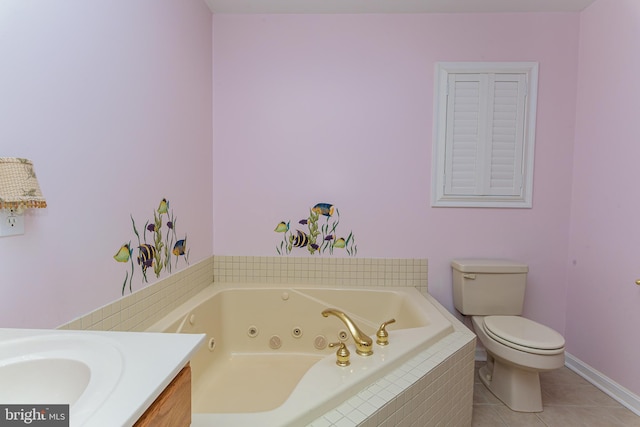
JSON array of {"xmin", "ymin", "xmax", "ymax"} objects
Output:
[
  {"xmin": 275, "ymin": 203, "xmax": 357, "ymax": 256},
  {"xmin": 114, "ymin": 198, "xmax": 190, "ymax": 294}
]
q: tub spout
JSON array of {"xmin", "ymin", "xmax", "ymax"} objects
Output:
[{"xmin": 322, "ymin": 308, "xmax": 373, "ymax": 356}]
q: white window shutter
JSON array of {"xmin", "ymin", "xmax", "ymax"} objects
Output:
[
  {"xmin": 444, "ymin": 73, "xmax": 486, "ymax": 196},
  {"xmin": 486, "ymin": 74, "xmax": 526, "ymax": 196},
  {"xmin": 444, "ymin": 73, "xmax": 527, "ymax": 197},
  {"xmin": 432, "ymin": 62, "xmax": 538, "ymax": 208}
]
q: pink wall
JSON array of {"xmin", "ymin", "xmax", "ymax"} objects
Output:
[
  {"xmin": 212, "ymin": 13, "xmax": 580, "ymax": 333},
  {"xmin": 0, "ymin": 0, "xmax": 213, "ymax": 328},
  {"xmin": 567, "ymin": 0, "xmax": 640, "ymax": 394},
  {"xmin": 3, "ymin": 0, "xmax": 637, "ymax": 398}
]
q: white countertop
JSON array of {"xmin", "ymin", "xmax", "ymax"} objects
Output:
[{"xmin": 0, "ymin": 328, "xmax": 205, "ymax": 427}]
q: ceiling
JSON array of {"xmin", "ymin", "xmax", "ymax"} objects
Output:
[{"xmin": 204, "ymin": 0, "xmax": 597, "ymax": 14}]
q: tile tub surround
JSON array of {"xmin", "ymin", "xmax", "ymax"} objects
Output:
[
  {"xmin": 58, "ymin": 256, "xmax": 214, "ymax": 332},
  {"xmin": 60, "ymin": 256, "xmax": 476, "ymax": 426},
  {"xmin": 308, "ymin": 298, "xmax": 476, "ymax": 427},
  {"xmin": 209, "ymin": 257, "xmax": 476, "ymax": 426},
  {"xmin": 213, "ymin": 256, "xmax": 429, "ymax": 296},
  {"xmin": 59, "ymin": 256, "xmax": 428, "ymax": 332}
]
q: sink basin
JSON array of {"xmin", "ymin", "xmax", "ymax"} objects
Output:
[
  {"xmin": 0, "ymin": 333, "xmax": 123, "ymax": 425},
  {"xmin": 0, "ymin": 328, "xmax": 204, "ymax": 427},
  {"xmin": 0, "ymin": 358, "xmax": 90, "ymax": 404}
]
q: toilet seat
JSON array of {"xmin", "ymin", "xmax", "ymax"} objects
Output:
[{"xmin": 482, "ymin": 316, "xmax": 565, "ymax": 356}]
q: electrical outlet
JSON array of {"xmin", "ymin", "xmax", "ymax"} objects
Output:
[{"xmin": 0, "ymin": 210, "xmax": 25, "ymax": 236}]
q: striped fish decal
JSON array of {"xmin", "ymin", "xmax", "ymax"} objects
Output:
[
  {"xmin": 137, "ymin": 244, "xmax": 157, "ymax": 271},
  {"xmin": 290, "ymin": 230, "xmax": 309, "ymax": 248}
]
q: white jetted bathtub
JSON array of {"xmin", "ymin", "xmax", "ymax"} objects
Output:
[{"xmin": 147, "ymin": 283, "xmax": 454, "ymax": 426}]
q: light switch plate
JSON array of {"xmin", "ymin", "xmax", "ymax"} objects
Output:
[{"xmin": 0, "ymin": 210, "xmax": 25, "ymax": 236}]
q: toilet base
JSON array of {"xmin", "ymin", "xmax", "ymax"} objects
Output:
[{"xmin": 479, "ymin": 355, "xmax": 543, "ymax": 412}]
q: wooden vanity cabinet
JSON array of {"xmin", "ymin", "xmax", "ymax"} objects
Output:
[{"xmin": 134, "ymin": 363, "xmax": 191, "ymax": 427}]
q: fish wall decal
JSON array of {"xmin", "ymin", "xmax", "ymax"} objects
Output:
[
  {"xmin": 114, "ymin": 198, "xmax": 190, "ymax": 295},
  {"xmin": 275, "ymin": 202, "xmax": 357, "ymax": 256}
]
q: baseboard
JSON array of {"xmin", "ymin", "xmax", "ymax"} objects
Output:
[{"xmin": 564, "ymin": 352, "xmax": 640, "ymax": 416}]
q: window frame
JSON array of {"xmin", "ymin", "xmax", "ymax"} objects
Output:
[{"xmin": 431, "ymin": 62, "xmax": 539, "ymax": 208}]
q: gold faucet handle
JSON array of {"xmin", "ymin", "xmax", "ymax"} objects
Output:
[
  {"xmin": 328, "ymin": 341, "xmax": 350, "ymax": 367},
  {"xmin": 376, "ymin": 319, "xmax": 396, "ymax": 346}
]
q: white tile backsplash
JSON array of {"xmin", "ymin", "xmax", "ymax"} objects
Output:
[{"xmin": 58, "ymin": 256, "xmax": 213, "ymax": 331}]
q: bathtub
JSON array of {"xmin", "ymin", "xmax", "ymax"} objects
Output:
[{"xmin": 147, "ymin": 283, "xmax": 455, "ymax": 426}]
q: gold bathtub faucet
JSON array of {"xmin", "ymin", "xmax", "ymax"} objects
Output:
[{"xmin": 321, "ymin": 308, "xmax": 373, "ymax": 356}]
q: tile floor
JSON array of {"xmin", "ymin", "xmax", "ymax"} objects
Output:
[{"xmin": 472, "ymin": 362, "xmax": 640, "ymax": 426}]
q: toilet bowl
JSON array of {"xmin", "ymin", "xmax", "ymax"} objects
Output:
[{"xmin": 472, "ymin": 315, "xmax": 564, "ymax": 412}]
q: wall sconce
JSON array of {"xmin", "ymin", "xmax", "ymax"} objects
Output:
[{"xmin": 0, "ymin": 157, "xmax": 47, "ymax": 236}]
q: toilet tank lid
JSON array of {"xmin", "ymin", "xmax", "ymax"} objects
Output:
[{"xmin": 451, "ymin": 259, "xmax": 528, "ymax": 273}]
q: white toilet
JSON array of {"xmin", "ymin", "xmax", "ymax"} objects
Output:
[{"xmin": 451, "ymin": 259, "xmax": 565, "ymax": 413}]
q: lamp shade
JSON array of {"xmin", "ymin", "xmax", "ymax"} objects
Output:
[{"xmin": 0, "ymin": 157, "xmax": 47, "ymax": 210}]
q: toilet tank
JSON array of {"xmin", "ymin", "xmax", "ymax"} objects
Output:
[{"xmin": 451, "ymin": 259, "xmax": 528, "ymax": 316}]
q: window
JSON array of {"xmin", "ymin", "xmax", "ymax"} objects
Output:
[{"xmin": 431, "ymin": 62, "xmax": 538, "ymax": 208}]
